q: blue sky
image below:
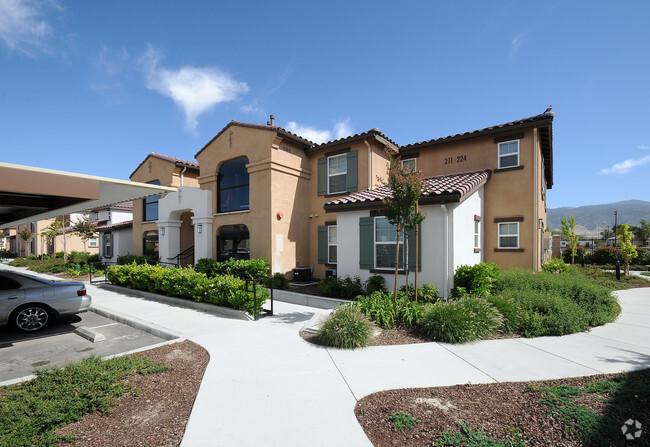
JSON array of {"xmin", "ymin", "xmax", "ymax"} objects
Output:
[{"xmin": 1, "ymin": 0, "xmax": 648, "ymax": 208}]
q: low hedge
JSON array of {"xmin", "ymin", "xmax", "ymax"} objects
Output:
[
  {"xmin": 196, "ymin": 257, "xmax": 269, "ymax": 279},
  {"xmin": 106, "ymin": 263, "xmax": 268, "ymax": 315}
]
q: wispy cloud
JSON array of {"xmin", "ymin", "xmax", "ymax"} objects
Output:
[
  {"xmin": 0, "ymin": 0, "xmax": 57, "ymax": 55},
  {"xmin": 95, "ymin": 44, "xmax": 129, "ymax": 76},
  {"xmin": 600, "ymin": 155, "xmax": 650, "ymax": 175},
  {"xmin": 286, "ymin": 119, "xmax": 353, "ymax": 144},
  {"xmin": 639, "ymin": 145, "xmax": 650, "ymax": 150},
  {"xmin": 139, "ymin": 46, "xmax": 249, "ymax": 132}
]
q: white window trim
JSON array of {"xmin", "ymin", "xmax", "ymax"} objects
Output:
[
  {"xmin": 474, "ymin": 220, "xmax": 480, "ymax": 249},
  {"xmin": 374, "ymin": 216, "xmax": 404, "ymax": 270},
  {"xmin": 89, "ymin": 237, "xmax": 98, "ymax": 247},
  {"xmin": 401, "ymin": 158, "xmax": 417, "ymax": 171},
  {"xmin": 498, "ymin": 140, "xmax": 520, "ymax": 169},
  {"xmin": 498, "ymin": 222, "xmax": 520, "ymax": 249},
  {"xmin": 328, "ymin": 225, "xmax": 337, "ymax": 264},
  {"xmin": 327, "ymin": 154, "xmax": 347, "ymax": 194}
]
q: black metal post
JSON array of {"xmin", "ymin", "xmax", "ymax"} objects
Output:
[
  {"xmin": 253, "ymin": 279, "xmax": 257, "ymax": 320},
  {"xmin": 614, "ymin": 211, "xmax": 618, "ymax": 248},
  {"xmin": 616, "ymin": 260, "xmax": 621, "ymax": 280}
]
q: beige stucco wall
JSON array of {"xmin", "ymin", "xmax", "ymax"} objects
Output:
[
  {"xmin": 407, "ymin": 128, "xmax": 547, "ymax": 271},
  {"xmin": 16, "ymin": 218, "xmax": 99, "ymax": 257}
]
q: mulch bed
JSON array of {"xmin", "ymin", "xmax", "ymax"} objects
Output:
[
  {"xmin": 57, "ymin": 341, "xmax": 209, "ymax": 447},
  {"xmin": 355, "ymin": 369, "xmax": 650, "ymax": 447}
]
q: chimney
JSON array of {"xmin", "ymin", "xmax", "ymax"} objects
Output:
[{"xmin": 269, "ymin": 115, "xmax": 275, "ymax": 126}]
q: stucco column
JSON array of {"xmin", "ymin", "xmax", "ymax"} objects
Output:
[
  {"xmin": 191, "ymin": 217, "xmax": 213, "ymax": 261},
  {"xmin": 157, "ymin": 220, "xmax": 182, "ymax": 265}
]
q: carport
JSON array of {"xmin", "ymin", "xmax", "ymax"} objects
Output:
[{"xmin": 0, "ymin": 162, "xmax": 176, "ymax": 229}]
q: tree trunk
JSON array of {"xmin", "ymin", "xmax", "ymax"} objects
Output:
[
  {"xmin": 394, "ymin": 224, "xmax": 400, "ymax": 302},
  {"xmin": 414, "ymin": 220, "xmax": 419, "ymax": 302}
]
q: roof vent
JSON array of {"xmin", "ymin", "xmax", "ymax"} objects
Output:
[{"xmin": 267, "ymin": 115, "xmax": 275, "ymax": 126}]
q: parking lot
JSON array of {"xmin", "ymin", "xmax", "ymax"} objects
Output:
[{"xmin": 0, "ymin": 310, "xmax": 172, "ymax": 384}]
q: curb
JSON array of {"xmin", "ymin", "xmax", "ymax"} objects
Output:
[
  {"xmin": 90, "ymin": 305, "xmax": 183, "ymax": 341},
  {"xmin": 273, "ymin": 288, "xmax": 348, "ymax": 309}
]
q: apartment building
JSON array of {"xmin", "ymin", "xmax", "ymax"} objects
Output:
[{"xmin": 129, "ymin": 112, "xmax": 554, "ymax": 294}]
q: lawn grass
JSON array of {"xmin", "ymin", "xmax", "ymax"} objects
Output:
[{"xmin": 0, "ymin": 354, "xmax": 168, "ymax": 446}]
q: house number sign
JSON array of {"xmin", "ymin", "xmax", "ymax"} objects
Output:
[{"xmin": 444, "ymin": 155, "xmax": 467, "ymax": 165}]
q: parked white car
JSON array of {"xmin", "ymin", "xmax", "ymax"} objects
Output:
[{"xmin": 0, "ymin": 270, "xmax": 91, "ymax": 332}]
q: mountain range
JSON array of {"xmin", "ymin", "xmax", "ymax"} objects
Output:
[{"xmin": 547, "ymin": 200, "xmax": 650, "ymax": 237}]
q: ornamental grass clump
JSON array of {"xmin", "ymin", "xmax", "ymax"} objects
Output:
[
  {"xmin": 317, "ymin": 305, "xmax": 373, "ymax": 349},
  {"xmin": 418, "ymin": 297, "xmax": 503, "ymax": 343}
]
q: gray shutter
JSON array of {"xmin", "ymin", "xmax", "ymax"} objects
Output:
[
  {"xmin": 359, "ymin": 217, "xmax": 374, "ymax": 270},
  {"xmin": 318, "ymin": 158, "xmax": 327, "ymax": 196},
  {"xmin": 407, "ymin": 226, "xmax": 422, "ymax": 272},
  {"xmin": 318, "ymin": 226, "xmax": 328, "ymax": 264},
  {"xmin": 346, "ymin": 150, "xmax": 358, "ymax": 192}
]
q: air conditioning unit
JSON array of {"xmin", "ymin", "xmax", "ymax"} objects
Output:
[
  {"xmin": 293, "ymin": 267, "xmax": 313, "ymax": 283},
  {"xmin": 325, "ymin": 268, "xmax": 337, "ymax": 278}
]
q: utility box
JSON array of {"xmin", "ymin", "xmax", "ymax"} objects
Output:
[
  {"xmin": 325, "ymin": 268, "xmax": 337, "ymax": 278},
  {"xmin": 293, "ymin": 267, "xmax": 313, "ymax": 283}
]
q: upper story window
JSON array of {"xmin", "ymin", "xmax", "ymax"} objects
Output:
[
  {"xmin": 327, "ymin": 154, "xmax": 347, "ymax": 194},
  {"xmin": 401, "ymin": 158, "xmax": 417, "ymax": 172},
  {"xmin": 474, "ymin": 220, "xmax": 480, "ymax": 249},
  {"xmin": 143, "ymin": 180, "xmax": 161, "ymax": 221},
  {"xmin": 498, "ymin": 140, "xmax": 519, "ymax": 169},
  {"xmin": 218, "ymin": 157, "xmax": 250, "ymax": 213},
  {"xmin": 498, "ymin": 222, "xmax": 519, "ymax": 248}
]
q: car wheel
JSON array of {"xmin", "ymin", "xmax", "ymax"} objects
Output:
[{"xmin": 12, "ymin": 305, "xmax": 50, "ymax": 332}]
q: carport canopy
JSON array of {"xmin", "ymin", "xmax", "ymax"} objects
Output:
[{"xmin": 0, "ymin": 162, "xmax": 177, "ymax": 229}]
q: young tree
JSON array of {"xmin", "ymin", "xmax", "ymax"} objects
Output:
[
  {"xmin": 17, "ymin": 227, "xmax": 32, "ymax": 256},
  {"xmin": 383, "ymin": 157, "xmax": 425, "ymax": 301},
  {"xmin": 632, "ymin": 219, "xmax": 650, "ymax": 244},
  {"xmin": 40, "ymin": 221, "xmax": 64, "ymax": 258},
  {"xmin": 617, "ymin": 223, "xmax": 637, "ymax": 277},
  {"xmin": 72, "ymin": 215, "xmax": 97, "ymax": 262},
  {"xmin": 561, "ymin": 215, "xmax": 579, "ymax": 264}
]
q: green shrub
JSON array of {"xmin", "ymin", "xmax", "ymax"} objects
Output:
[
  {"xmin": 355, "ymin": 291, "xmax": 397, "ymax": 328},
  {"xmin": 196, "ymin": 257, "xmax": 270, "ymax": 279},
  {"xmin": 562, "ymin": 245, "xmax": 587, "ymax": 264},
  {"xmin": 55, "ymin": 251, "xmax": 65, "ymax": 259},
  {"xmin": 318, "ymin": 275, "xmax": 363, "ymax": 300},
  {"xmin": 389, "ymin": 411, "xmax": 419, "ymax": 431},
  {"xmin": 117, "ymin": 253, "xmax": 159, "ymax": 265},
  {"xmin": 8, "ymin": 257, "xmax": 30, "ymax": 267},
  {"xmin": 365, "ymin": 275, "xmax": 387, "ymax": 294},
  {"xmin": 418, "ymin": 297, "xmax": 503, "ymax": 343},
  {"xmin": 27, "ymin": 254, "xmax": 37, "ymax": 260},
  {"xmin": 452, "ymin": 262, "xmax": 501, "ymax": 297},
  {"xmin": 542, "ymin": 258, "xmax": 571, "ymax": 274},
  {"xmin": 317, "ymin": 305, "xmax": 373, "ymax": 349},
  {"xmin": 28, "ymin": 258, "xmax": 66, "ymax": 273},
  {"xmin": 591, "ymin": 246, "xmax": 621, "ymax": 265},
  {"xmin": 264, "ymin": 272, "xmax": 288, "ymax": 289},
  {"xmin": 486, "ymin": 294, "xmax": 524, "ymax": 334}
]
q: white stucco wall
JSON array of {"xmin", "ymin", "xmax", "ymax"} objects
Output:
[
  {"xmin": 451, "ymin": 186, "xmax": 484, "ymax": 272},
  {"xmin": 335, "ymin": 187, "xmax": 484, "ymax": 298},
  {"xmin": 111, "ymin": 209, "xmax": 133, "ymax": 224}
]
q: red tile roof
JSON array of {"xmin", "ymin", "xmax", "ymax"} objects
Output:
[
  {"xmin": 130, "ymin": 153, "xmax": 199, "ymax": 179},
  {"xmin": 324, "ymin": 170, "xmax": 491, "ymax": 212},
  {"xmin": 96, "ymin": 220, "xmax": 133, "ymax": 231},
  {"xmin": 308, "ymin": 128, "xmax": 399, "ymax": 153}
]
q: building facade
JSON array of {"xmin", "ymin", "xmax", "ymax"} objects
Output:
[{"xmin": 129, "ymin": 112, "xmax": 554, "ymax": 292}]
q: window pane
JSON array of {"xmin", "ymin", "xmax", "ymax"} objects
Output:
[
  {"xmin": 220, "ymin": 186, "xmax": 250, "ymax": 212},
  {"xmin": 499, "ymin": 141, "xmax": 518, "ymax": 155},
  {"xmin": 402, "ymin": 159, "xmax": 416, "ymax": 171},
  {"xmin": 376, "ymin": 243, "xmax": 404, "ymax": 269},
  {"xmin": 500, "ymin": 236, "xmax": 518, "ymax": 248},
  {"xmin": 474, "ymin": 234, "xmax": 479, "ymax": 248},
  {"xmin": 328, "ymin": 226, "xmax": 337, "ymax": 244},
  {"xmin": 500, "ymin": 154, "xmax": 518, "ymax": 168},
  {"xmin": 329, "ymin": 174, "xmax": 346, "ymax": 193},
  {"xmin": 499, "ymin": 223, "xmax": 518, "ymax": 235},
  {"xmin": 328, "ymin": 155, "xmax": 346, "ymax": 175},
  {"xmin": 145, "ymin": 202, "xmax": 159, "ymax": 221},
  {"xmin": 329, "ymin": 245, "xmax": 337, "ymax": 263}
]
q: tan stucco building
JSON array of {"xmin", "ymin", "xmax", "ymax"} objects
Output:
[{"xmin": 128, "ymin": 112, "xmax": 554, "ymax": 289}]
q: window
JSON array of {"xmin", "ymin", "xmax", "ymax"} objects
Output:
[
  {"xmin": 217, "ymin": 225, "xmax": 250, "ymax": 261},
  {"xmin": 474, "ymin": 220, "xmax": 480, "ymax": 249},
  {"xmin": 0, "ymin": 274, "xmax": 21, "ymax": 290},
  {"xmin": 143, "ymin": 230, "xmax": 159, "ymax": 257},
  {"xmin": 103, "ymin": 233, "xmax": 113, "ymax": 258},
  {"xmin": 328, "ymin": 226, "xmax": 337, "ymax": 263},
  {"xmin": 401, "ymin": 158, "xmax": 417, "ymax": 171},
  {"xmin": 374, "ymin": 217, "xmax": 404, "ymax": 269},
  {"xmin": 498, "ymin": 222, "xmax": 519, "ymax": 248},
  {"xmin": 218, "ymin": 157, "xmax": 250, "ymax": 213},
  {"xmin": 89, "ymin": 237, "xmax": 98, "ymax": 248},
  {"xmin": 498, "ymin": 140, "xmax": 519, "ymax": 169},
  {"xmin": 327, "ymin": 154, "xmax": 347, "ymax": 194},
  {"xmin": 144, "ymin": 180, "xmax": 161, "ymax": 221}
]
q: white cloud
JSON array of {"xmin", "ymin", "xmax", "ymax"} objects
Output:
[
  {"xmin": 96, "ymin": 44, "xmax": 129, "ymax": 76},
  {"xmin": 600, "ymin": 155, "xmax": 650, "ymax": 175},
  {"xmin": 0, "ymin": 0, "xmax": 55, "ymax": 55},
  {"xmin": 139, "ymin": 46, "xmax": 249, "ymax": 132},
  {"xmin": 639, "ymin": 145, "xmax": 650, "ymax": 150},
  {"xmin": 285, "ymin": 119, "xmax": 353, "ymax": 144}
]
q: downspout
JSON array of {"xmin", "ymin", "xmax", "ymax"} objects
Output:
[
  {"xmin": 364, "ymin": 140, "xmax": 372, "ymax": 189},
  {"xmin": 180, "ymin": 166, "xmax": 187, "ymax": 187},
  {"xmin": 533, "ymin": 128, "xmax": 539, "ymax": 270},
  {"xmin": 441, "ymin": 203, "xmax": 449, "ymax": 299}
]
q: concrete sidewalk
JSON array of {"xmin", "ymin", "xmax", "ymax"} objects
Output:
[
  {"xmin": 84, "ymin": 283, "xmax": 650, "ymax": 447},
  {"xmin": 2, "ymin": 264, "xmax": 649, "ymax": 446}
]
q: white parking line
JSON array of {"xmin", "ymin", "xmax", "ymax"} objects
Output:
[{"xmin": 89, "ymin": 323, "xmax": 120, "ymax": 329}]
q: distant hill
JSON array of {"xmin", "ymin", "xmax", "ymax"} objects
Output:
[{"xmin": 547, "ymin": 200, "xmax": 650, "ymax": 237}]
